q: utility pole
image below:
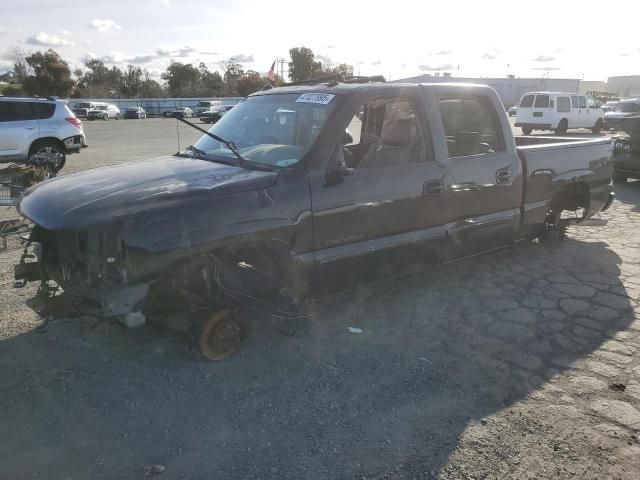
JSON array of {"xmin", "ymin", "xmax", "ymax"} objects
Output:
[{"xmin": 276, "ymin": 57, "xmax": 286, "ymax": 81}]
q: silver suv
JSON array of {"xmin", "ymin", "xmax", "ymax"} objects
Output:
[{"xmin": 0, "ymin": 97, "xmax": 86, "ymax": 171}]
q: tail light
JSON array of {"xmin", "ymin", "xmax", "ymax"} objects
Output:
[{"xmin": 65, "ymin": 116, "xmax": 82, "ymax": 128}]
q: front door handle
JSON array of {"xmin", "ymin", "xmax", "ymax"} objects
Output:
[
  {"xmin": 496, "ymin": 170, "xmax": 512, "ymax": 184},
  {"xmin": 423, "ymin": 180, "xmax": 444, "ymax": 195}
]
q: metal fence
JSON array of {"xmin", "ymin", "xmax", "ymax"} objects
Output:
[{"xmin": 69, "ymin": 97, "xmax": 244, "ymax": 118}]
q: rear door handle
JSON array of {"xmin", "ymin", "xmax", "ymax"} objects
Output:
[
  {"xmin": 423, "ymin": 180, "xmax": 444, "ymax": 195},
  {"xmin": 25, "ymin": 127, "xmax": 36, "ymax": 130},
  {"xmin": 496, "ymin": 170, "xmax": 512, "ymax": 184}
]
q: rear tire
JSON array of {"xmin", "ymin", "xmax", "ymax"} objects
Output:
[
  {"xmin": 591, "ymin": 119, "xmax": 603, "ymax": 135},
  {"xmin": 28, "ymin": 140, "xmax": 66, "ymax": 172},
  {"xmin": 554, "ymin": 119, "xmax": 568, "ymax": 135},
  {"xmin": 521, "ymin": 126, "xmax": 533, "ymax": 135},
  {"xmin": 103, "ymin": 113, "xmax": 108, "ymax": 121},
  {"xmin": 196, "ymin": 309, "xmax": 243, "ymax": 361}
]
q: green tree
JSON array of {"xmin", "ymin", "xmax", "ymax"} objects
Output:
[
  {"xmin": 6, "ymin": 46, "xmax": 30, "ymax": 86},
  {"xmin": 198, "ymin": 62, "xmax": 223, "ymax": 96},
  {"xmin": 332, "ymin": 63, "xmax": 354, "ymax": 79},
  {"xmin": 76, "ymin": 59, "xmax": 123, "ymax": 97},
  {"xmin": 161, "ymin": 62, "xmax": 200, "ymax": 97},
  {"xmin": 120, "ymin": 65, "xmax": 143, "ymax": 97},
  {"xmin": 288, "ymin": 47, "xmax": 322, "ymax": 82},
  {"xmin": 139, "ymin": 70, "xmax": 164, "ymax": 98},
  {"xmin": 223, "ymin": 59, "xmax": 244, "ymax": 95},
  {"xmin": 237, "ymin": 70, "xmax": 269, "ymax": 97},
  {"xmin": 23, "ymin": 49, "xmax": 74, "ymax": 97}
]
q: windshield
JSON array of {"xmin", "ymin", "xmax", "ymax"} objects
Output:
[
  {"xmin": 197, "ymin": 102, "xmax": 213, "ymax": 107},
  {"xmin": 94, "ymin": 105, "xmax": 107, "ymax": 110},
  {"xmin": 615, "ymin": 102, "xmax": 640, "ymax": 113},
  {"xmin": 75, "ymin": 102, "xmax": 91, "ymax": 108},
  {"xmin": 189, "ymin": 93, "xmax": 338, "ymax": 167}
]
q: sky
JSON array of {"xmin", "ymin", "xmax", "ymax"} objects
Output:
[{"xmin": 1, "ymin": 0, "xmax": 639, "ymax": 82}]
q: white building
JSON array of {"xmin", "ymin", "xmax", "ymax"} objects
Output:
[
  {"xmin": 391, "ymin": 74, "xmax": 581, "ymax": 107},
  {"xmin": 606, "ymin": 76, "xmax": 640, "ymax": 98}
]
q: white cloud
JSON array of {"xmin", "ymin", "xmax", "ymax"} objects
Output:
[
  {"xmin": 88, "ymin": 19, "xmax": 122, "ymax": 33},
  {"xmin": 230, "ymin": 54, "xmax": 254, "ymax": 63},
  {"xmin": 161, "ymin": 0, "xmax": 172, "ymax": 5},
  {"xmin": 25, "ymin": 32, "xmax": 76, "ymax": 47},
  {"xmin": 59, "ymin": 29, "xmax": 71, "ymax": 35},
  {"xmin": 418, "ymin": 63, "xmax": 454, "ymax": 72},
  {"xmin": 0, "ymin": 27, "xmax": 10, "ymax": 36}
]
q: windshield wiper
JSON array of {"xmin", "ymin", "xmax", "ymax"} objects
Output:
[{"xmin": 176, "ymin": 116, "xmax": 249, "ymax": 169}]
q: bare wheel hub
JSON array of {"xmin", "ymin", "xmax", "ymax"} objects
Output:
[
  {"xmin": 198, "ymin": 309, "xmax": 242, "ymax": 360},
  {"xmin": 32, "ymin": 147, "xmax": 63, "ymax": 168}
]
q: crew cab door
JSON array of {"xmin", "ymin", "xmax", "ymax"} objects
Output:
[
  {"xmin": 308, "ymin": 93, "xmax": 449, "ymax": 285},
  {"xmin": 435, "ymin": 92, "xmax": 523, "ymax": 253},
  {"xmin": 0, "ymin": 101, "xmax": 40, "ymax": 160}
]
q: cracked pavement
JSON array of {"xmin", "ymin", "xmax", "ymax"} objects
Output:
[{"xmin": 0, "ymin": 121, "xmax": 639, "ymax": 479}]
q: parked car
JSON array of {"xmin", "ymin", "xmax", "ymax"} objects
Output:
[
  {"xmin": 72, "ymin": 101, "xmax": 106, "ymax": 118},
  {"xmin": 195, "ymin": 100, "xmax": 222, "ymax": 115},
  {"xmin": 123, "ymin": 106, "xmax": 146, "ymax": 119},
  {"xmin": 199, "ymin": 105, "xmax": 234, "ymax": 124},
  {"xmin": 515, "ymin": 92, "xmax": 604, "ymax": 134},
  {"xmin": 87, "ymin": 104, "xmax": 121, "ymax": 121},
  {"xmin": 15, "ymin": 82, "xmax": 614, "ymax": 359},
  {"xmin": 612, "ymin": 115, "xmax": 640, "ymax": 182},
  {"xmin": 507, "ymin": 104, "xmax": 518, "ymax": 116},
  {"xmin": 0, "ymin": 97, "xmax": 86, "ymax": 171},
  {"xmin": 604, "ymin": 98, "xmax": 640, "ymax": 130},
  {"xmin": 601, "ymin": 100, "xmax": 619, "ymax": 113},
  {"xmin": 164, "ymin": 107, "xmax": 193, "ymax": 118}
]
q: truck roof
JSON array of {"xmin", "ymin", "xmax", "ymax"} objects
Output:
[{"xmin": 251, "ymin": 81, "xmax": 498, "ymax": 97}]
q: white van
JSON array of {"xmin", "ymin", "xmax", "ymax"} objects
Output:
[{"xmin": 515, "ymin": 92, "xmax": 604, "ymax": 135}]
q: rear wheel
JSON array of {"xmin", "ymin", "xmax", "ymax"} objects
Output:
[
  {"xmin": 103, "ymin": 113, "xmax": 108, "ymax": 121},
  {"xmin": 115, "ymin": 113, "xmax": 120, "ymax": 120},
  {"xmin": 591, "ymin": 119, "xmax": 603, "ymax": 134},
  {"xmin": 555, "ymin": 119, "xmax": 568, "ymax": 135},
  {"xmin": 28, "ymin": 140, "xmax": 66, "ymax": 172},
  {"xmin": 521, "ymin": 126, "xmax": 533, "ymax": 135}
]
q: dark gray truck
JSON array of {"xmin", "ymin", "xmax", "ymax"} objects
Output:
[{"xmin": 15, "ymin": 81, "xmax": 614, "ymax": 359}]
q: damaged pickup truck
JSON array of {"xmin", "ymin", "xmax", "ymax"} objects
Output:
[{"xmin": 15, "ymin": 80, "xmax": 615, "ymax": 359}]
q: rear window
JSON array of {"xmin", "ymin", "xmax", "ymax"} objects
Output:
[
  {"xmin": 557, "ymin": 97, "xmax": 570, "ymax": 113},
  {"xmin": 533, "ymin": 95, "xmax": 550, "ymax": 108},
  {"xmin": 520, "ymin": 95, "xmax": 534, "ymax": 108},
  {"xmin": 0, "ymin": 101, "xmax": 55, "ymax": 122}
]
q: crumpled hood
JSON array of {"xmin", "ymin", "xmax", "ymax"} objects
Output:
[{"xmin": 19, "ymin": 156, "xmax": 278, "ymax": 230}]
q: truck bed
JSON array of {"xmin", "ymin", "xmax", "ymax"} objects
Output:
[{"xmin": 516, "ymin": 136, "xmax": 614, "ymax": 230}]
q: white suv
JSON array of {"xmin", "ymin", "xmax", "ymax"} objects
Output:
[
  {"xmin": 0, "ymin": 97, "xmax": 86, "ymax": 171},
  {"xmin": 87, "ymin": 104, "xmax": 121, "ymax": 121}
]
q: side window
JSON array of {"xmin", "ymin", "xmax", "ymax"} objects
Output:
[
  {"xmin": 439, "ymin": 96, "xmax": 506, "ymax": 158},
  {"xmin": 533, "ymin": 95, "xmax": 550, "ymax": 108},
  {"xmin": 586, "ymin": 96, "xmax": 598, "ymax": 108},
  {"xmin": 571, "ymin": 96, "xmax": 579, "ymax": 108},
  {"xmin": 346, "ymin": 97, "xmax": 429, "ymax": 169},
  {"xmin": 557, "ymin": 97, "xmax": 571, "ymax": 113},
  {"xmin": 30, "ymin": 103, "xmax": 56, "ymax": 120},
  {"xmin": 0, "ymin": 102, "xmax": 33, "ymax": 122},
  {"xmin": 578, "ymin": 96, "xmax": 587, "ymax": 108},
  {"xmin": 520, "ymin": 95, "xmax": 534, "ymax": 108}
]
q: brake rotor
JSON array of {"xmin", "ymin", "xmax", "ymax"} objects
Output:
[{"xmin": 198, "ymin": 309, "xmax": 242, "ymax": 360}]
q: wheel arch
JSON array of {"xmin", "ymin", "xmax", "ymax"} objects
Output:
[{"xmin": 29, "ymin": 137, "xmax": 67, "ymax": 155}]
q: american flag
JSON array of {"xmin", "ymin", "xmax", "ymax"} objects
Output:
[{"xmin": 267, "ymin": 60, "xmax": 276, "ymax": 82}]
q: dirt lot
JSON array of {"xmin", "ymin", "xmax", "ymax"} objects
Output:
[{"xmin": 1, "ymin": 119, "xmax": 639, "ymax": 479}]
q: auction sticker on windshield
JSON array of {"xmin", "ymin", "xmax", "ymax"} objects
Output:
[{"xmin": 295, "ymin": 93, "xmax": 335, "ymax": 105}]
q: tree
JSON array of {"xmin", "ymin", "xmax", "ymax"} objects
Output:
[
  {"xmin": 288, "ymin": 47, "xmax": 322, "ymax": 82},
  {"xmin": 223, "ymin": 59, "xmax": 244, "ymax": 95},
  {"xmin": 139, "ymin": 70, "xmax": 164, "ymax": 98},
  {"xmin": 161, "ymin": 62, "xmax": 200, "ymax": 97},
  {"xmin": 76, "ymin": 59, "xmax": 123, "ymax": 97},
  {"xmin": 120, "ymin": 65, "xmax": 143, "ymax": 97},
  {"xmin": 332, "ymin": 63, "xmax": 354, "ymax": 80},
  {"xmin": 6, "ymin": 46, "xmax": 30, "ymax": 86},
  {"xmin": 237, "ymin": 70, "xmax": 269, "ymax": 97},
  {"xmin": 23, "ymin": 49, "xmax": 74, "ymax": 97},
  {"xmin": 198, "ymin": 62, "xmax": 223, "ymax": 96}
]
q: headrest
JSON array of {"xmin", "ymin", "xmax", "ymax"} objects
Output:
[{"xmin": 380, "ymin": 119, "xmax": 411, "ymax": 146}]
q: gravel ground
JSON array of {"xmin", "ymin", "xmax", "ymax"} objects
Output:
[{"xmin": 0, "ymin": 119, "xmax": 639, "ymax": 479}]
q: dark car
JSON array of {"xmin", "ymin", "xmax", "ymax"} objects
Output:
[
  {"xmin": 604, "ymin": 99, "xmax": 640, "ymax": 130},
  {"xmin": 15, "ymin": 81, "xmax": 614, "ymax": 360},
  {"xmin": 199, "ymin": 105, "xmax": 234, "ymax": 124},
  {"xmin": 123, "ymin": 106, "xmax": 146, "ymax": 119}
]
